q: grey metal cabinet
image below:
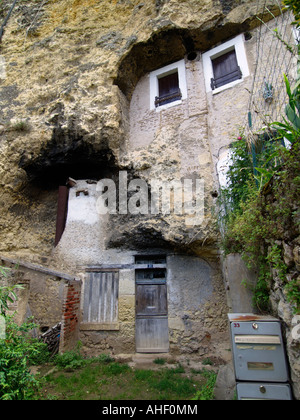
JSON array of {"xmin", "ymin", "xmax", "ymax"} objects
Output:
[{"xmin": 228, "ymin": 314, "xmax": 292, "ymax": 400}]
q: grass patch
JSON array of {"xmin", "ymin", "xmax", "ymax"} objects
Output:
[
  {"xmin": 37, "ymin": 354, "xmax": 214, "ymax": 400},
  {"xmin": 153, "ymin": 358, "xmax": 166, "ymax": 365},
  {"xmin": 191, "ymin": 370, "xmax": 217, "ymax": 400}
]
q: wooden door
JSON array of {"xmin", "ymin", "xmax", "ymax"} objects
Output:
[{"xmin": 135, "ymin": 269, "xmax": 169, "ymax": 353}]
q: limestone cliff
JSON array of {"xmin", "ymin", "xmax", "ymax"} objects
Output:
[{"xmin": 0, "ymin": 0, "xmax": 278, "ymax": 263}]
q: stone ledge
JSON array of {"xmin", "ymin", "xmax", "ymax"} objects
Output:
[{"xmin": 80, "ymin": 322, "xmax": 120, "ymax": 331}]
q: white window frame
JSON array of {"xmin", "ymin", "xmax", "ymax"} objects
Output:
[
  {"xmin": 149, "ymin": 59, "xmax": 188, "ymax": 111},
  {"xmin": 0, "ymin": 55, "xmax": 6, "ymax": 80},
  {"xmin": 202, "ymin": 34, "xmax": 250, "ymax": 94},
  {"xmin": 293, "ymin": 26, "xmax": 300, "ymax": 45}
]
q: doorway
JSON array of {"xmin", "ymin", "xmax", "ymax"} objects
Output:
[{"xmin": 135, "ymin": 256, "xmax": 169, "ymax": 353}]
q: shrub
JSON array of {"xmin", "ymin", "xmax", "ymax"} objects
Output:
[
  {"xmin": 218, "ymin": 68, "xmax": 300, "ymax": 313},
  {"xmin": 53, "ymin": 348, "xmax": 85, "ymax": 370},
  {"xmin": 53, "ymin": 345, "xmax": 115, "ymax": 370},
  {"xmin": 0, "ymin": 316, "xmax": 48, "ymax": 400},
  {"xmin": 0, "ymin": 269, "xmax": 48, "ymax": 400}
]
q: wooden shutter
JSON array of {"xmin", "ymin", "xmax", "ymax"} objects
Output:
[
  {"xmin": 211, "ymin": 49, "xmax": 242, "ymax": 90},
  {"xmin": 159, "ymin": 72, "xmax": 179, "ymax": 96},
  {"xmin": 155, "ymin": 72, "xmax": 182, "ymax": 107},
  {"xmin": 55, "ymin": 186, "xmax": 69, "ymax": 246},
  {"xmin": 83, "ymin": 271, "xmax": 119, "ymax": 324}
]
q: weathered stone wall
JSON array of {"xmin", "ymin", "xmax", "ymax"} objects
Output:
[
  {"xmin": 2, "ymin": 0, "xmax": 297, "ymax": 387},
  {"xmin": 1, "ymin": 258, "xmax": 65, "ymax": 329},
  {"xmin": 167, "ymin": 255, "xmax": 228, "ymax": 356},
  {"xmin": 269, "ymin": 239, "xmax": 300, "ymax": 399},
  {"xmin": 0, "ymin": 256, "xmax": 82, "ymax": 351},
  {"xmin": 27, "ymin": 272, "xmax": 65, "ymax": 328},
  {"xmin": 77, "ymin": 253, "xmax": 229, "ymax": 358},
  {"xmin": 79, "ymin": 267, "xmax": 136, "ymax": 356},
  {"xmin": 0, "ymin": 0, "xmax": 279, "ymax": 263}
]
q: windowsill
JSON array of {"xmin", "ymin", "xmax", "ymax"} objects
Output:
[
  {"xmin": 80, "ymin": 322, "xmax": 120, "ymax": 331},
  {"xmin": 155, "ymin": 99, "xmax": 183, "ymax": 112},
  {"xmin": 211, "ymin": 78, "xmax": 245, "ymax": 95}
]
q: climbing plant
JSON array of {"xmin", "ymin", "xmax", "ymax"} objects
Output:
[
  {"xmin": 283, "ymin": 0, "xmax": 300, "ymax": 26},
  {"xmin": 219, "ymin": 74, "xmax": 300, "ymax": 313}
]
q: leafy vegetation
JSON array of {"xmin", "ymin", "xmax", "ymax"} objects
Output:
[
  {"xmin": 0, "ymin": 267, "xmax": 50, "ymax": 400},
  {"xmin": 53, "ymin": 344, "xmax": 114, "ymax": 370},
  {"xmin": 284, "ymin": 0, "xmax": 300, "ymax": 25},
  {"xmin": 1, "ymin": 275, "xmax": 218, "ymax": 401},
  {"xmin": 219, "ymin": 74, "xmax": 300, "ymax": 313},
  {"xmin": 191, "ymin": 370, "xmax": 217, "ymax": 400},
  {"xmin": 0, "ymin": 266, "xmax": 17, "ymax": 316},
  {"xmin": 39, "ymin": 352, "xmax": 215, "ymax": 400},
  {"xmin": 0, "ymin": 316, "xmax": 49, "ymax": 399}
]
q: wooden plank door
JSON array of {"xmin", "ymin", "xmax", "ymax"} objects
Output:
[{"xmin": 135, "ymin": 269, "xmax": 169, "ymax": 353}]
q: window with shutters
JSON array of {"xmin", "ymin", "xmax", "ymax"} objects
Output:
[
  {"xmin": 202, "ymin": 34, "xmax": 250, "ymax": 94},
  {"xmin": 149, "ymin": 59, "xmax": 187, "ymax": 110},
  {"xmin": 81, "ymin": 269, "xmax": 119, "ymax": 330},
  {"xmin": 211, "ymin": 49, "xmax": 242, "ymax": 90},
  {"xmin": 155, "ymin": 71, "xmax": 182, "ymax": 107}
]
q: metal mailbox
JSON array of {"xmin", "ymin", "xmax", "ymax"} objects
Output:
[
  {"xmin": 228, "ymin": 313, "xmax": 292, "ymax": 400},
  {"xmin": 236, "ymin": 382, "xmax": 292, "ymax": 400}
]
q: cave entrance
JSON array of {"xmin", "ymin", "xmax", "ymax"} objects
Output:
[{"xmin": 19, "ymin": 128, "xmax": 119, "ymax": 247}]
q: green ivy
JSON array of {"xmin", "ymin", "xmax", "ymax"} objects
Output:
[
  {"xmin": 219, "ymin": 72, "xmax": 300, "ymax": 313},
  {"xmin": 220, "ymin": 138, "xmax": 300, "ymax": 312}
]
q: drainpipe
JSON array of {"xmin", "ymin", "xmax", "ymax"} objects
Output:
[{"xmin": 0, "ymin": 0, "xmax": 19, "ymax": 43}]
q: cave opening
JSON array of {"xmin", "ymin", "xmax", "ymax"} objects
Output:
[
  {"xmin": 19, "ymin": 127, "xmax": 118, "ymax": 189},
  {"xmin": 18, "ymin": 125, "xmax": 120, "ymax": 248}
]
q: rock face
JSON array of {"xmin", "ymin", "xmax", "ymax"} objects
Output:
[
  {"xmin": 3, "ymin": 0, "xmax": 299, "ymax": 396},
  {"xmin": 0, "ymin": 0, "xmax": 273, "ymax": 260}
]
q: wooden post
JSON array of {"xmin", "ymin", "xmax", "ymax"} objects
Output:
[{"xmin": 55, "ymin": 186, "xmax": 69, "ymax": 247}]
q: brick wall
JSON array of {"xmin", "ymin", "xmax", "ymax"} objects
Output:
[{"xmin": 60, "ymin": 279, "xmax": 82, "ymax": 352}]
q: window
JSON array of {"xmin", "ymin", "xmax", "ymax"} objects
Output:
[
  {"xmin": 81, "ymin": 270, "xmax": 119, "ymax": 330},
  {"xmin": 135, "ymin": 255, "xmax": 166, "ymax": 265},
  {"xmin": 155, "ymin": 71, "xmax": 182, "ymax": 107},
  {"xmin": 150, "ymin": 59, "xmax": 187, "ymax": 110},
  {"xmin": 203, "ymin": 34, "xmax": 249, "ymax": 94},
  {"xmin": 210, "ymin": 49, "xmax": 242, "ymax": 90},
  {"xmin": 293, "ymin": 26, "xmax": 300, "ymax": 45}
]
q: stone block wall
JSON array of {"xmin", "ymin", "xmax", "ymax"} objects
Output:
[
  {"xmin": 78, "ymin": 254, "xmax": 229, "ymax": 359},
  {"xmin": 79, "ymin": 267, "xmax": 136, "ymax": 357},
  {"xmin": 0, "ymin": 256, "xmax": 81, "ymax": 353}
]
